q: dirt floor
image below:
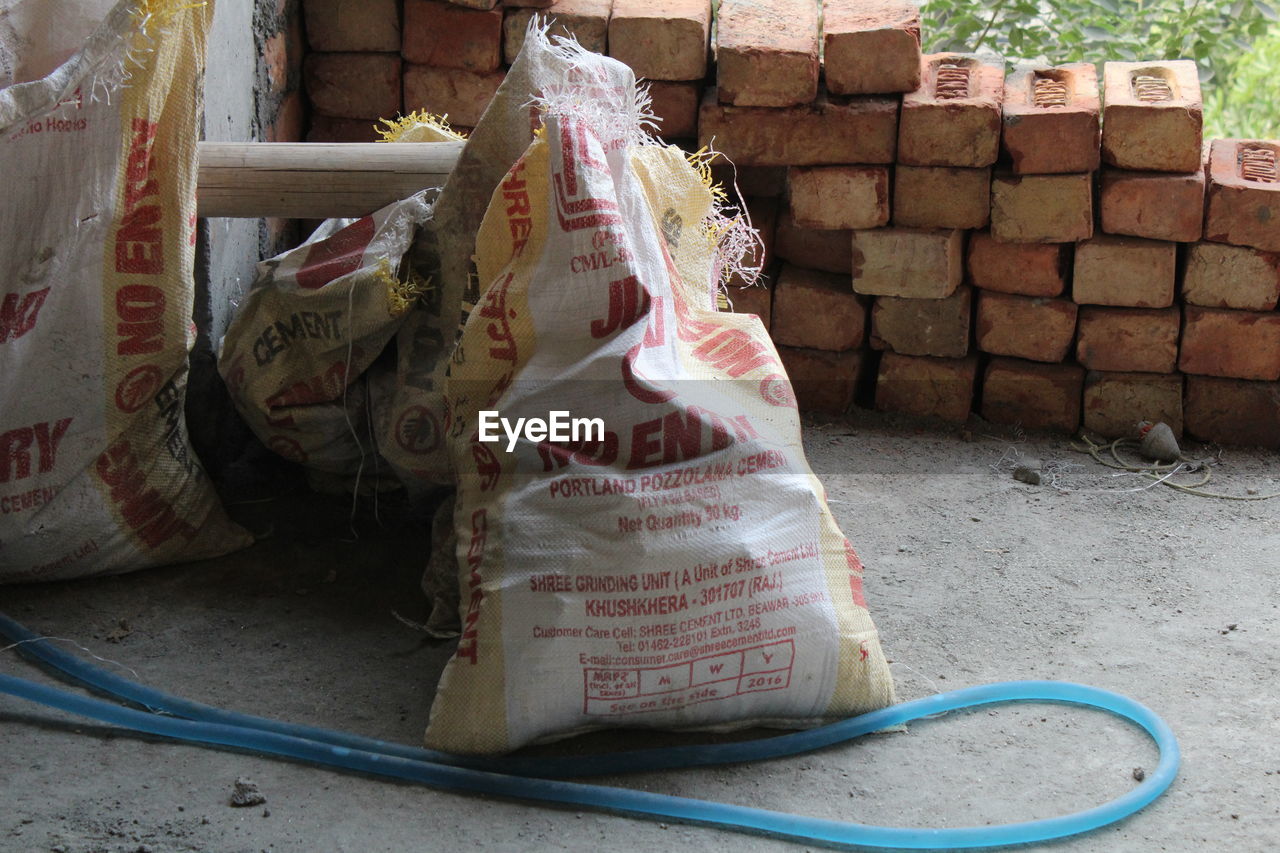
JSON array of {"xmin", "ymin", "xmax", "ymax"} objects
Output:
[{"xmin": 3, "ymin": 411, "xmax": 1278, "ymax": 853}]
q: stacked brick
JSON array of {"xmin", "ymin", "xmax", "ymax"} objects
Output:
[{"xmin": 296, "ymin": 0, "xmax": 1280, "ymax": 448}]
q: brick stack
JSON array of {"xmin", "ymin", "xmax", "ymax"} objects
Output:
[
  {"xmin": 704, "ymin": 0, "xmax": 915, "ymax": 414},
  {"xmin": 296, "ymin": 1, "xmax": 1280, "ymax": 448}
]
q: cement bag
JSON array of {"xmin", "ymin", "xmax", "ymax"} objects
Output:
[
  {"xmin": 0, "ymin": 0, "xmax": 251, "ymax": 582},
  {"xmin": 218, "ymin": 192, "xmax": 435, "ymax": 478},
  {"xmin": 425, "ymin": 31, "xmax": 895, "ymax": 754}
]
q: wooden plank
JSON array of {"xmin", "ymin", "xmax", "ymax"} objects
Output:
[{"xmin": 196, "ymin": 141, "xmax": 464, "ymax": 218}]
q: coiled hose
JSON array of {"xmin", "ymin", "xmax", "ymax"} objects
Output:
[{"xmin": 0, "ymin": 612, "xmax": 1179, "ymax": 849}]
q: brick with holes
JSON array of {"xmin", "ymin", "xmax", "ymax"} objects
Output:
[
  {"xmin": 504, "ymin": 0, "xmax": 611, "ymax": 64},
  {"xmin": 898, "ymin": 53, "xmax": 1003, "ymax": 168},
  {"xmin": 1185, "ymin": 376, "xmax": 1280, "ymax": 449},
  {"xmin": 875, "ymin": 352, "xmax": 978, "ymax": 423},
  {"xmin": 1073, "ymin": 235, "xmax": 1176, "ymax": 308},
  {"xmin": 771, "ymin": 265, "xmax": 866, "ymax": 352},
  {"xmin": 1075, "ymin": 306, "xmax": 1180, "ymax": 373},
  {"xmin": 975, "ymin": 291, "xmax": 1077, "ymax": 363},
  {"xmin": 1101, "ymin": 60, "xmax": 1202, "ymax": 173},
  {"xmin": 716, "ymin": 0, "xmax": 819, "ymax": 107},
  {"xmin": 1099, "ymin": 167, "xmax": 1205, "ymax": 242},
  {"xmin": 402, "ymin": 65, "xmax": 505, "ymax": 128},
  {"xmin": 869, "ymin": 285, "xmax": 970, "ymax": 358},
  {"xmin": 402, "ymin": 0, "xmax": 502, "ymax": 71},
  {"xmin": 822, "ymin": 0, "xmax": 922, "ymax": 96},
  {"xmin": 789, "ymin": 165, "xmax": 890, "ymax": 230},
  {"xmin": 776, "ymin": 346, "xmax": 865, "ymax": 414},
  {"xmin": 304, "ymin": 53, "xmax": 402, "ymax": 120},
  {"xmin": 892, "ymin": 165, "xmax": 990, "ymax": 229},
  {"xmin": 981, "ymin": 357, "xmax": 1084, "ymax": 433},
  {"xmin": 698, "ymin": 89, "xmax": 899, "ymax": 166},
  {"xmin": 1178, "ymin": 306, "xmax": 1280, "ymax": 381},
  {"xmin": 1083, "ymin": 372, "xmax": 1183, "ymax": 439},
  {"xmin": 851, "ymin": 227, "xmax": 964, "ymax": 298},
  {"xmin": 1182, "ymin": 242, "xmax": 1280, "ymax": 311},
  {"xmin": 305, "ymin": 0, "xmax": 400, "ymax": 52},
  {"xmin": 966, "ymin": 232, "xmax": 1069, "ymax": 297},
  {"xmin": 1001, "ymin": 62, "xmax": 1100, "ymax": 174},
  {"xmin": 990, "ymin": 172, "xmax": 1093, "ymax": 243},
  {"xmin": 774, "ymin": 209, "xmax": 853, "ymax": 274},
  {"xmin": 608, "ymin": 0, "xmax": 710, "ymax": 81},
  {"xmin": 1204, "ymin": 139, "xmax": 1280, "ymax": 253}
]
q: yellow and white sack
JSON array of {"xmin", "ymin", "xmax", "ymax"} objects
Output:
[
  {"xmin": 427, "ymin": 29, "xmax": 895, "ymax": 754},
  {"xmin": 0, "ymin": 0, "xmax": 250, "ymax": 581}
]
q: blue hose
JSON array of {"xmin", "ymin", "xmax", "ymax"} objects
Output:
[{"xmin": 0, "ymin": 613, "xmax": 1179, "ymax": 849}]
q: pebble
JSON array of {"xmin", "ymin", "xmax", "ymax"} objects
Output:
[{"xmin": 230, "ymin": 777, "xmax": 267, "ymax": 808}]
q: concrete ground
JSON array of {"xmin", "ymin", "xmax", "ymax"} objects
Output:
[{"xmin": 3, "ymin": 411, "xmax": 1278, "ymax": 853}]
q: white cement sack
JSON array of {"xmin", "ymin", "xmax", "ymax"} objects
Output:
[
  {"xmin": 0, "ymin": 0, "xmax": 251, "ymax": 582},
  {"xmin": 218, "ymin": 192, "xmax": 435, "ymax": 479},
  {"xmin": 425, "ymin": 30, "xmax": 895, "ymax": 754}
]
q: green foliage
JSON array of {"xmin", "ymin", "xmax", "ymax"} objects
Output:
[
  {"xmin": 921, "ymin": 0, "xmax": 1280, "ymax": 139},
  {"xmin": 1204, "ymin": 28, "xmax": 1280, "ymax": 138}
]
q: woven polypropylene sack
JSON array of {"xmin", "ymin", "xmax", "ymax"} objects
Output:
[
  {"xmin": 425, "ymin": 31, "xmax": 895, "ymax": 754},
  {"xmin": 218, "ymin": 192, "xmax": 435, "ymax": 479},
  {"xmin": 0, "ymin": 0, "xmax": 251, "ymax": 581}
]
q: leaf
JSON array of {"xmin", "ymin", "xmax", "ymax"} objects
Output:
[
  {"xmin": 1094, "ymin": 0, "xmax": 1120, "ymax": 11},
  {"xmin": 1255, "ymin": 1, "xmax": 1278, "ymax": 22}
]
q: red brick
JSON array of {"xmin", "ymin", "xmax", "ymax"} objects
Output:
[
  {"xmin": 1179, "ymin": 306, "xmax": 1280, "ymax": 381},
  {"xmin": 869, "ymin": 286, "xmax": 970, "ymax": 358},
  {"xmin": 777, "ymin": 346, "xmax": 864, "ymax": 414},
  {"xmin": 304, "ymin": 53, "xmax": 401, "ymax": 120},
  {"xmin": 875, "ymin": 352, "xmax": 977, "ymax": 423},
  {"xmin": 771, "ymin": 265, "xmax": 865, "ymax": 352},
  {"xmin": 975, "ymin": 291, "xmax": 1077, "ymax": 363},
  {"xmin": 609, "ymin": 0, "xmax": 710, "ymax": 81},
  {"xmin": 892, "ymin": 165, "xmax": 990, "ymax": 230},
  {"xmin": 454, "ymin": 0, "xmax": 502, "ymax": 7},
  {"xmin": 716, "ymin": 0, "xmax": 819, "ymax": 107},
  {"xmin": 966, "ymin": 232, "xmax": 1068, "ymax": 297},
  {"xmin": 1185, "ymin": 376, "xmax": 1280, "ymax": 449},
  {"xmin": 266, "ymin": 90, "xmax": 306, "ymax": 143},
  {"xmin": 1204, "ymin": 139, "xmax": 1280, "ymax": 253},
  {"xmin": 1075, "ymin": 306, "xmax": 1180, "ymax": 373},
  {"xmin": 1099, "ymin": 167, "xmax": 1205, "ymax": 242},
  {"xmin": 698, "ymin": 89, "xmax": 898, "ymax": 166},
  {"xmin": 710, "ymin": 164, "xmax": 788, "ymax": 198},
  {"xmin": 774, "ymin": 210, "xmax": 852, "ymax": 274},
  {"xmin": 727, "ymin": 196, "xmax": 779, "ymax": 288},
  {"xmin": 1102, "ymin": 60, "xmax": 1202, "ymax": 173},
  {"xmin": 504, "ymin": 0, "xmax": 611, "ymax": 64},
  {"xmin": 1182, "ymin": 242, "xmax": 1280, "ymax": 311},
  {"xmin": 403, "ymin": 65, "xmax": 505, "ymax": 128},
  {"xmin": 789, "ymin": 166, "xmax": 889, "ymax": 230},
  {"xmin": 1072, "ymin": 235, "xmax": 1175, "ymax": 308},
  {"xmin": 981, "ymin": 357, "xmax": 1084, "ymax": 433},
  {"xmin": 1082, "ymin": 372, "xmax": 1183, "ymax": 439},
  {"xmin": 402, "ymin": 0, "xmax": 503, "ymax": 71},
  {"xmin": 262, "ymin": 31, "xmax": 290, "ymax": 96},
  {"xmin": 822, "ymin": 0, "xmax": 921, "ymax": 96},
  {"xmin": 304, "ymin": 0, "xmax": 400, "ymax": 52},
  {"xmin": 646, "ymin": 81, "xmax": 699, "ymax": 139},
  {"xmin": 727, "ymin": 280, "xmax": 773, "ymax": 330},
  {"xmin": 898, "ymin": 53, "xmax": 1003, "ymax": 168},
  {"xmin": 990, "ymin": 172, "xmax": 1093, "ymax": 243},
  {"xmin": 852, "ymin": 228, "xmax": 963, "ymax": 298},
  {"xmin": 1001, "ymin": 62, "xmax": 1100, "ymax": 174},
  {"xmin": 306, "ymin": 115, "xmax": 381, "ymax": 143}
]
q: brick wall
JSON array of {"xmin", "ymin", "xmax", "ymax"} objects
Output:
[{"xmin": 294, "ymin": 0, "xmax": 1280, "ymax": 449}]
